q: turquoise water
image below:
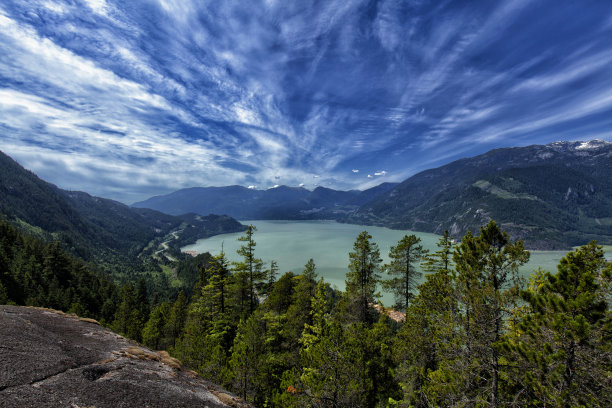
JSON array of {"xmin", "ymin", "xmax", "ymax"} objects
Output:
[{"xmin": 182, "ymin": 220, "xmax": 609, "ymax": 307}]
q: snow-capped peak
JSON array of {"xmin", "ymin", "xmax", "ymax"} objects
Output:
[{"xmin": 575, "ymin": 139, "xmax": 610, "ymax": 150}]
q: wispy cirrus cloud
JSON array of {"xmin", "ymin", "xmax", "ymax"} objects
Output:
[{"xmin": 0, "ymin": 0, "xmax": 611, "ymax": 202}]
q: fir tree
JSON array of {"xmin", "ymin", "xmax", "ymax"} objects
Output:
[
  {"xmin": 265, "ymin": 260, "xmax": 279, "ymax": 297},
  {"xmin": 511, "ymin": 242, "xmax": 610, "ymax": 407},
  {"xmin": 345, "ymin": 231, "xmax": 381, "ymax": 324},
  {"xmin": 142, "ymin": 301, "xmax": 171, "ymax": 350},
  {"xmin": 229, "ymin": 314, "xmax": 266, "ymax": 403},
  {"xmin": 421, "ymin": 229, "xmax": 454, "ymax": 275},
  {"xmin": 383, "ymin": 234, "xmax": 427, "ymax": 313},
  {"xmin": 450, "ymin": 220, "xmax": 529, "ymax": 407},
  {"xmin": 233, "ymin": 225, "xmax": 264, "ymax": 316},
  {"xmin": 165, "ymin": 290, "xmax": 188, "ymax": 349},
  {"xmin": 203, "ymin": 252, "xmax": 231, "ymax": 315}
]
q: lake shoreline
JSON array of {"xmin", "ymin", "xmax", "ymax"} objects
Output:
[{"xmin": 182, "ymin": 220, "xmax": 610, "ymax": 307}]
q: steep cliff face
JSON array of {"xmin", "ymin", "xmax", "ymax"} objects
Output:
[{"xmin": 0, "ymin": 305, "xmax": 249, "ymax": 408}]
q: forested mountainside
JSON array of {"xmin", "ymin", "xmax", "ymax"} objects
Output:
[
  {"xmin": 0, "ymin": 150, "xmax": 245, "ymax": 283},
  {"xmin": 132, "ymin": 183, "xmax": 399, "ymax": 219},
  {"xmin": 350, "ymin": 140, "xmax": 612, "ymax": 249}
]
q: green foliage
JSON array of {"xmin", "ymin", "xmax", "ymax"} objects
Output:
[
  {"xmin": 345, "ymin": 231, "xmax": 382, "ymax": 324},
  {"xmin": 229, "ymin": 314, "xmax": 267, "ymax": 402},
  {"xmin": 142, "ymin": 301, "xmax": 171, "ymax": 350},
  {"xmin": 421, "ymin": 229, "xmax": 454, "ymax": 275},
  {"xmin": 446, "ymin": 221, "xmax": 529, "ymax": 406},
  {"xmin": 174, "ymin": 252, "xmax": 213, "ymax": 297},
  {"xmin": 233, "ymin": 225, "xmax": 265, "ymax": 316},
  {"xmin": 201, "ymin": 253, "xmax": 231, "ymax": 315},
  {"xmin": 266, "ymin": 272, "xmax": 296, "ymax": 316},
  {"xmin": 509, "ymin": 242, "xmax": 611, "ymax": 407},
  {"xmin": 303, "ymin": 258, "xmax": 317, "ymax": 282},
  {"xmin": 166, "ymin": 291, "xmax": 189, "ymax": 348},
  {"xmin": 382, "ymin": 234, "xmax": 427, "ymax": 313},
  {"xmin": 263, "ymin": 259, "xmax": 279, "ymax": 297},
  {"xmin": 0, "ymin": 219, "xmax": 118, "ymax": 320},
  {"xmin": 112, "ymin": 283, "xmax": 147, "ymax": 342},
  {"xmin": 396, "ymin": 233, "xmax": 460, "ymax": 407},
  {"xmin": 4, "ymin": 206, "xmax": 610, "ymax": 408}
]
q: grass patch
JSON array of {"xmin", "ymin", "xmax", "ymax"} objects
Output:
[
  {"xmin": 473, "ymin": 180, "xmax": 539, "ymax": 200},
  {"xmin": 160, "ymin": 264, "xmax": 182, "ymax": 288}
]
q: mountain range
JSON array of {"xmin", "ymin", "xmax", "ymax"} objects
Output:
[
  {"xmin": 0, "ymin": 150, "xmax": 245, "ymax": 268},
  {"xmin": 134, "ymin": 140, "xmax": 612, "ymax": 249},
  {"xmin": 133, "ymin": 183, "xmax": 399, "ymax": 220}
]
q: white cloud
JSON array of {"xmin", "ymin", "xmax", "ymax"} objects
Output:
[
  {"xmin": 352, "ymin": 169, "xmax": 359, "ymax": 173},
  {"xmin": 83, "ymin": 0, "xmax": 111, "ymax": 16},
  {"xmin": 42, "ymin": 1, "xmax": 67, "ymax": 14},
  {"xmin": 374, "ymin": 170, "xmax": 387, "ymax": 176},
  {"xmin": 512, "ymin": 49, "xmax": 612, "ymax": 93},
  {"xmin": 248, "ymin": 185, "xmax": 256, "ymax": 189}
]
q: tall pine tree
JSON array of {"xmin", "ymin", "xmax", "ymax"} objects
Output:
[
  {"xmin": 233, "ymin": 225, "xmax": 264, "ymax": 316},
  {"xmin": 383, "ymin": 234, "xmax": 427, "ymax": 313},
  {"xmin": 510, "ymin": 242, "xmax": 610, "ymax": 407},
  {"xmin": 345, "ymin": 231, "xmax": 381, "ymax": 324}
]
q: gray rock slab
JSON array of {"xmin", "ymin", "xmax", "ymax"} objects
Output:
[{"xmin": 0, "ymin": 305, "xmax": 248, "ymax": 408}]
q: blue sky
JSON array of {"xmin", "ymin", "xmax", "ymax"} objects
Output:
[{"xmin": 1, "ymin": 0, "xmax": 611, "ymax": 204}]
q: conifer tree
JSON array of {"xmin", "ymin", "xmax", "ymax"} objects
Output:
[
  {"xmin": 165, "ymin": 290, "xmax": 188, "ymax": 348},
  {"xmin": 396, "ymin": 262, "xmax": 460, "ymax": 407},
  {"xmin": 229, "ymin": 314, "xmax": 266, "ymax": 403},
  {"xmin": 450, "ymin": 220, "xmax": 529, "ymax": 407},
  {"xmin": 298, "ymin": 280, "xmax": 358, "ymax": 407},
  {"xmin": 142, "ymin": 301, "xmax": 171, "ymax": 350},
  {"xmin": 421, "ymin": 229, "xmax": 454, "ymax": 275},
  {"xmin": 112, "ymin": 283, "xmax": 145, "ymax": 342},
  {"xmin": 345, "ymin": 231, "xmax": 381, "ymax": 324},
  {"xmin": 285, "ymin": 259, "xmax": 319, "ymax": 344},
  {"xmin": 303, "ymin": 258, "xmax": 317, "ymax": 282},
  {"xmin": 510, "ymin": 242, "xmax": 610, "ymax": 407},
  {"xmin": 264, "ymin": 260, "xmax": 279, "ymax": 297},
  {"xmin": 383, "ymin": 234, "xmax": 427, "ymax": 313},
  {"xmin": 396, "ymin": 231, "xmax": 459, "ymax": 407},
  {"xmin": 136, "ymin": 277, "xmax": 150, "ymax": 319},
  {"xmin": 233, "ymin": 225, "xmax": 264, "ymax": 315},
  {"xmin": 203, "ymin": 252, "xmax": 231, "ymax": 315}
]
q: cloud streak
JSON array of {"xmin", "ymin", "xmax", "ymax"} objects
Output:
[{"xmin": 0, "ymin": 0, "xmax": 611, "ymax": 202}]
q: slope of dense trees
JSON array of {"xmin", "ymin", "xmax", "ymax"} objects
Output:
[
  {"xmin": 1, "ymin": 218, "xmax": 609, "ymax": 407},
  {"xmin": 0, "ymin": 219, "xmax": 117, "ymax": 321},
  {"xmin": 0, "ymin": 150, "xmax": 245, "ymax": 289},
  {"xmin": 0, "ymin": 219, "xmax": 188, "ymax": 334}
]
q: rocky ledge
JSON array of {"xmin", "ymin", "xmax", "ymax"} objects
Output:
[{"xmin": 0, "ymin": 305, "xmax": 249, "ymax": 408}]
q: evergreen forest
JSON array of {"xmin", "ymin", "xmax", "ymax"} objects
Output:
[{"xmin": 1, "ymin": 219, "xmax": 610, "ymax": 407}]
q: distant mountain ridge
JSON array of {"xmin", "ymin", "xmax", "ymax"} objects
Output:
[
  {"xmin": 134, "ymin": 140, "xmax": 612, "ymax": 249},
  {"xmin": 0, "ymin": 150, "xmax": 245, "ymax": 264},
  {"xmin": 349, "ymin": 140, "xmax": 612, "ymax": 249},
  {"xmin": 132, "ymin": 182, "xmax": 399, "ymax": 220}
]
